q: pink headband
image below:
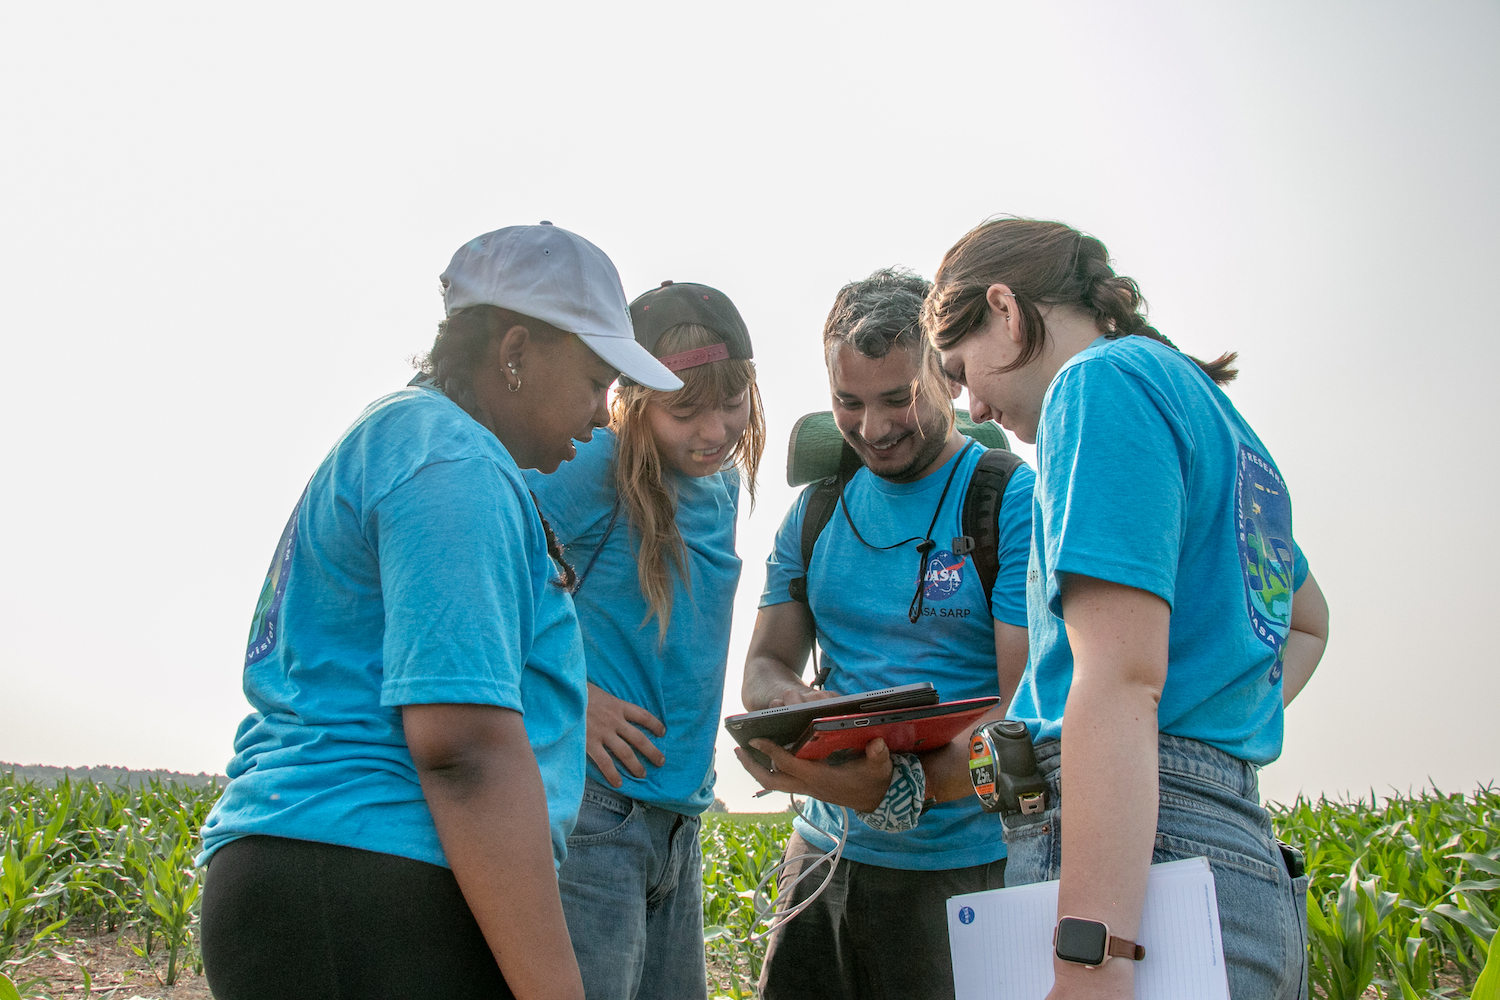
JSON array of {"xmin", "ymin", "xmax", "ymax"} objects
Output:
[{"xmin": 658, "ymin": 343, "xmax": 729, "ymax": 371}]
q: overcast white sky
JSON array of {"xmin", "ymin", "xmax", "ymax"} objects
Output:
[{"xmin": 1, "ymin": 1, "xmax": 1496, "ymax": 811}]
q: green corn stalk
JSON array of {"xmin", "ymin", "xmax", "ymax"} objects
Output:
[
  {"xmin": 124, "ymin": 811, "xmax": 201, "ymax": 986},
  {"xmin": 702, "ymin": 816, "xmax": 793, "ymax": 998},
  {"xmin": 1306, "ymin": 862, "xmax": 1401, "ymax": 999},
  {"xmin": 1472, "ymin": 934, "xmax": 1500, "ymax": 1000}
]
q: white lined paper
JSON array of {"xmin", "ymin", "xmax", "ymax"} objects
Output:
[{"xmin": 946, "ymin": 856, "xmax": 1230, "ymax": 1000}]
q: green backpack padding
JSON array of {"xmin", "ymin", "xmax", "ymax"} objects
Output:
[{"xmin": 786, "ymin": 409, "xmax": 1010, "ymax": 487}]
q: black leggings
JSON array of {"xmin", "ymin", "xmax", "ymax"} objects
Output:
[{"xmin": 202, "ymin": 835, "xmax": 515, "ymax": 1000}]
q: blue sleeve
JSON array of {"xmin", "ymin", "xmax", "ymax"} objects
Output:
[
  {"xmin": 759, "ymin": 488, "xmax": 813, "ymax": 608},
  {"xmin": 989, "ymin": 463, "xmax": 1035, "ymax": 627},
  {"xmin": 372, "ymin": 458, "xmax": 535, "ymax": 710},
  {"xmin": 1039, "ymin": 359, "xmax": 1186, "ymax": 618},
  {"xmin": 1292, "ymin": 539, "xmax": 1309, "ymax": 591},
  {"xmin": 522, "ymin": 433, "xmax": 616, "ymax": 546}
]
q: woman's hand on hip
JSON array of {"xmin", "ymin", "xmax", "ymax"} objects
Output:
[{"xmin": 585, "ymin": 682, "xmax": 666, "ymax": 787}]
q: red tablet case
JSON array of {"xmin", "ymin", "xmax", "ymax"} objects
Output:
[{"xmin": 792, "ymin": 697, "xmax": 999, "ymax": 762}]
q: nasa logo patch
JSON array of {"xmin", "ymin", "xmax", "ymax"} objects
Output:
[
  {"xmin": 923, "ymin": 549, "xmax": 966, "ymax": 601},
  {"xmin": 959, "ymin": 906, "xmax": 976, "ymax": 925}
]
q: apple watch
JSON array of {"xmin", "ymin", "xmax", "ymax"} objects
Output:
[{"xmin": 1053, "ymin": 916, "xmax": 1145, "ymax": 967}]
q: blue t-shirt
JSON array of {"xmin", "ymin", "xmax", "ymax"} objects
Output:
[
  {"xmin": 1010, "ymin": 336, "xmax": 1310, "ymax": 765},
  {"xmin": 761, "ymin": 439, "xmax": 1035, "ymax": 870},
  {"xmin": 199, "ymin": 387, "xmax": 589, "ymax": 869},
  {"xmin": 524, "ymin": 430, "xmax": 743, "ymax": 815}
]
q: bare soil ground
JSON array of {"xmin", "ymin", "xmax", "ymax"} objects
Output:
[
  {"xmin": 19, "ymin": 928, "xmax": 743, "ymax": 1000},
  {"xmin": 10, "ymin": 928, "xmax": 211, "ymax": 1000},
  {"xmin": 706, "ymin": 952, "xmax": 758, "ymax": 997}
]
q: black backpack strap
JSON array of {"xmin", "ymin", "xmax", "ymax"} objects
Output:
[
  {"xmin": 957, "ymin": 448, "xmax": 1024, "ymax": 607},
  {"xmin": 788, "ymin": 478, "xmax": 839, "ymax": 604},
  {"xmin": 788, "ymin": 442, "xmax": 862, "ymax": 604}
]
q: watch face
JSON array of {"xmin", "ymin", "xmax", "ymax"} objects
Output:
[{"xmin": 1055, "ymin": 917, "xmax": 1109, "ymax": 966}]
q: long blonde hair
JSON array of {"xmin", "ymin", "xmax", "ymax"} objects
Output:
[{"xmin": 611, "ymin": 323, "xmax": 765, "ymax": 635}]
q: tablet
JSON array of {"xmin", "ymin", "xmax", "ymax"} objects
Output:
[
  {"xmin": 791, "ymin": 697, "xmax": 1000, "ymax": 764},
  {"xmin": 724, "ymin": 683, "xmax": 938, "ymax": 768}
]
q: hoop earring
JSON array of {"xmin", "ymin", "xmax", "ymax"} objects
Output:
[{"xmin": 507, "ymin": 361, "xmax": 522, "ymax": 393}]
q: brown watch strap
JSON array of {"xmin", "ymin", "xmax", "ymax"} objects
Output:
[{"xmin": 1108, "ymin": 936, "xmax": 1146, "ymax": 961}]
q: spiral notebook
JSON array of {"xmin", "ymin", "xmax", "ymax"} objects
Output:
[{"xmin": 945, "ymin": 856, "xmax": 1230, "ymax": 1000}]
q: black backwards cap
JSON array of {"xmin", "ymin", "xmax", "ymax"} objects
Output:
[{"xmin": 622, "ymin": 281, "xmax": 754, "ymax": 384}]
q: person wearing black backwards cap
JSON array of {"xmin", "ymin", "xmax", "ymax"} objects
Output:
[
  {"xmin": 526, "ymin": 280, "xmax": 764, "ymax": 1000},
  {"xmin": 198, "ymin": 223, "xmax": 681, "ymax": 1000}
]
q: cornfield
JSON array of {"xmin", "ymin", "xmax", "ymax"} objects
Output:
[
  {"xmin": 2, "ymin": 771, "xmax": 1496, "ymax": 999},
  {"xmin": 1, "ymin": 773, "xmax": 212, "ymax": 998}
]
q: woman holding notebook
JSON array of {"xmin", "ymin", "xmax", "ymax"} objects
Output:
[{"xmin": 922, "ymin": 218, "xmax": 1329, "ymax": 1000}]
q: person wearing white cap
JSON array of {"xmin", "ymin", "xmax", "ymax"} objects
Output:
[{"xmin": 198, "ymin": 223, "xmax": 679, "ymax": 1000}]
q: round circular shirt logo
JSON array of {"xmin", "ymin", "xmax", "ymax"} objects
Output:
[
  {"xmin": 923, "ymin": 549, "xmax": 966, "ymax": 601},
  {"xmin": 958, "ymin": 906, "xmax": 976, "ymax": 925}
]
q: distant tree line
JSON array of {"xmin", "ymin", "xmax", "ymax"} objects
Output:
[{"xmin": 1, "ymin": 762, "xmax": 225, "ymax": 789}]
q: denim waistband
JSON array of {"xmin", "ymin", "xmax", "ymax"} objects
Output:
[
  {"xmin": 1034, "ymin": 732, "xmax": 1260, "ymax": 801},
  {"xmin": 581, "ymin": 777, "xmax": 637, "ymax": 813},
  {"xmin": 580, "ymin": 776, "xmax": 699, "ymax": 819}
]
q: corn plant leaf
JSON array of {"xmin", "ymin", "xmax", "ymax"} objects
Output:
[
  {"xmin": 0, "ymin": 971, "xmax": 18, "ymax": 1000},
  {"xmin": 1432, "ymin": 903, "xmax": 1493, "ymax": 938},
  {"xmin": 1473, "ymin": 936, "xmax": 1500, "ymax": 1000},
  {"xmin": 1451, "ymin": 854, "xmax": 1500, "ymax": 878}
]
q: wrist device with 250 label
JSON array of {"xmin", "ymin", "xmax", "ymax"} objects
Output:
[{"xmin": 967, "ymin": 719, "xmax": 1048, "ymax": 816}]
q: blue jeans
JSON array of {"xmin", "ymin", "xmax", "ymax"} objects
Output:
[
  {"xmin": 1001, "ymin": 734, "xmax": 1309, "ymax": 1000},
  {"xmin": 557, "ymin": 779, "xmax": 707, "ymax": 1000}
]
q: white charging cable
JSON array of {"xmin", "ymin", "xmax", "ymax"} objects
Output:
[{"xmin": 747, "ymin": 794, "xmax": 850, "ymax": 942}]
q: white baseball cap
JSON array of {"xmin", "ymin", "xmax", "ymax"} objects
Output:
[{"xmin": 440, "ymin": 222, "xmax": 683, "ymax": 391}]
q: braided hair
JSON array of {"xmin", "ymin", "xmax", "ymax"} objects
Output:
[
  {"xmin": 416, "ymin": 305, "xmax": 577, "ymax": 588},
  {"xmin": 923, "ymin": 219, "xmax": 1237, "ymax": 384}
]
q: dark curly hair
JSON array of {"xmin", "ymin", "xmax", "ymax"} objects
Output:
[
  {"xmin": 821, "ymin": 268, "xmax": 954, "ymax": 425},
  {"xmin": 822, "ymin": 268, "xmax": 931, "ymax": 359}
]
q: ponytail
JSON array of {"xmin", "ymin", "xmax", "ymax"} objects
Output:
[{"xmin": 925, "ymin": 219, "xmax": 1238, "ymax": 385}]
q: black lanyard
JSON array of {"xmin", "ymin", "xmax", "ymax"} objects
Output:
[
  {"xmin": 832, "ymin": 442, "xmax": 975, "ymax": 624},
  {"xmin": 571, "ymin": 498, "xmax": 623, "ymax": 595}
]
